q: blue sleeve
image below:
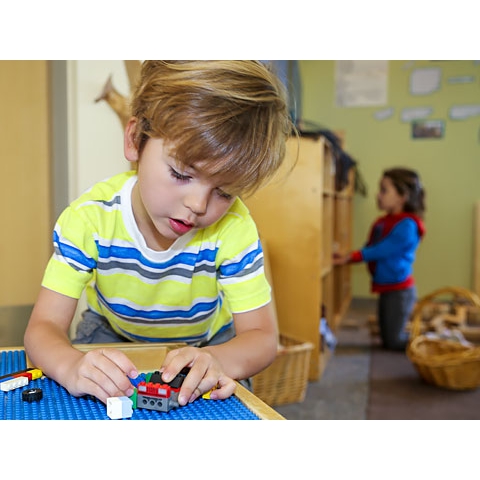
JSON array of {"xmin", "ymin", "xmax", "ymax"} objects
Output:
[{"xmin": 361, "ymin": 218, "xmax": 419, "ymax": 262}]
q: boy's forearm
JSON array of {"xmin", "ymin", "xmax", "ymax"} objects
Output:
[
  {"xmin": 203, "ymin": 329, "xmax": 277, "ymax": 380},
  {"xmin": 24, "ymin": 322, "xmax": 82, "ymax": 385}
]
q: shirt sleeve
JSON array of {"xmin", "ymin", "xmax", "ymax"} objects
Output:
[
  {"xmin": 41, "ymin": 206, "xmax": 98, "ymax": 299},
  {"xmin": 215, "ymin": 210, "xmax": 271, "ymax": 314}
]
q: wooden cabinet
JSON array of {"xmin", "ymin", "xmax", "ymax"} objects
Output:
[
  {"xmin": 245, "ymin": 134, "xmax": 353, "ymax": 380},
  {"xmin": 332, "ymin": 169, "xmax": 354, "ymax": 329}
]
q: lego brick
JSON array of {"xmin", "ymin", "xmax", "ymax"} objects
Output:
[
  {"xmin": 27, "ymin": 368, "xmax": 43, "ymax": 380},
  {"xmin": 0, "ymin": 376, "xmax": 28, "ymax": 392},
  {"xmin": 22, "ymin": 387, "xmax": 43, "ymax": 402},
  {"xmin": 0, "ymin": 367, "xmax": 34, "ymax": 381},
  {"xmin": 107, "ymin": 396, "xmax": 133, "ymax": 420}
]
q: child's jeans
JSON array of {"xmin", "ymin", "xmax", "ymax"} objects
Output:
[{"xmin": 378, "ymin": 286, "xmax": 416, "ymax": 350}]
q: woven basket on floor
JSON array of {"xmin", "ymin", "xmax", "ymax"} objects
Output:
[
  {"xmin": 406, "ymin": 286, "xmax": 480, "ymax": 390},
  {"xmin": 252, "ymin": 334, "xmax": 313, "ymax": 406}
]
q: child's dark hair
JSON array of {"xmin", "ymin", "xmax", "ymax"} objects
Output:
[{"xmin": 383, "ymin": 168, "xmax": 426, "ymax": 218}]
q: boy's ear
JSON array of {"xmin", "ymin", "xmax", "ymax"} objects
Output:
[{"xmin": 124, "ymin": 117, "xmax": 139, "ymax": 162}]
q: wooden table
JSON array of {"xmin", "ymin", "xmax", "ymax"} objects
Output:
[{"xmin": 0, "ymin": 343, "xmax": 284, "ymax": 420}]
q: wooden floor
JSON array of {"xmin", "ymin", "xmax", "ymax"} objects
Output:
[
  {"xmin": 273, "ymin": 297, "xmax": 374, "ymax": 420},
  {"xmin": 272, "ymin": 296, "xmax": 480, "ymax": 420}
]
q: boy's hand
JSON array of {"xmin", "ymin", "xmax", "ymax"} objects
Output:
[
  {"xmin": 63, "ymin": 348, "xmax": 138, "ymax": 404},
  {"xmin": 160, "ymin": 347, "xmax": 236, "ymax": 406}
]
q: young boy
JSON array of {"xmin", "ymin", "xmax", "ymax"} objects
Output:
[{"xmin": 24, "ymin": 61, "xmax": 293, "ymax": 406}]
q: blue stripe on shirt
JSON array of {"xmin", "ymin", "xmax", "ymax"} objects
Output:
[
  {"xmin": 54, "ymin": 230, "xmax": 97, "ymax": 270},
  {"xmin": 219, "ymin": 241, "xmax": 262, "ymax": 276},
  {"xmin": 96, "ymin": 242, "xmax": 218, "ymax": 269}
]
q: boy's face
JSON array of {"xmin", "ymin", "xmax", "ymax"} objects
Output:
[
  {"xmin": 126, "ymin": 130, "xmax": 236, "ymax": 249},
  {"xmin": 376, "ymin": 176, "xmax": 407, "ymax": 215}
]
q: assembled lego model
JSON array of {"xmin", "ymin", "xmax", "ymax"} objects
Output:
[
  {"xmin": 106, "ymin": 367, "xmax": 191, "ymax": 419},
  {"xmin": 107, "ymin": 367, "xmax": 221, "ymax": 419},
  {"xmin": 132, "ymin": 367, "xmax": 190, "ymax": 413}
]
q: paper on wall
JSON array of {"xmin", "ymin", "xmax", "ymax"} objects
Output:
[
  {"xmin": 409, "ymin": 67, "xmax": 441, "ymax": 95},
  {"xmin": 335, "ymin": 60, "xmax": 388, "ymax": 107}
]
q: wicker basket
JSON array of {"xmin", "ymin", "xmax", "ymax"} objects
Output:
[
  {"xmin": 252, "ymin": 334, "xmax": 313, "ymax": 406},
  {"xmin": 406, "ymin": 286, "xmax": 480, "ymax": 390}
]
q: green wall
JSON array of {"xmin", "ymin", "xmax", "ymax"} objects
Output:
[{"xmin": 300, "ymin": 60, "xmax": 480, "ymax": 298}]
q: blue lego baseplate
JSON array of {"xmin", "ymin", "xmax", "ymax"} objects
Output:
[{"xmin": 0, "ymin": 350, "xmax": 260, "ymax": 420}]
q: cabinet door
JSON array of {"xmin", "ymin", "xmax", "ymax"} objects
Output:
[
  {"xmin": 245, "ymin": 136, "xmax": 324, "ymax": 379},
  {"xmin": 0, "ymin": 61, "xmax": 51, "ymax": 344}
]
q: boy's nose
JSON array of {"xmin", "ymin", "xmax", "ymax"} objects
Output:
[{"xmin": 184, "ymin": 188, "xmax": 209, "ymax": 215}]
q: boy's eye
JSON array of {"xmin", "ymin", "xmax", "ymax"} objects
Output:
[
  {"xmin": 216, "ymin": 188, "xmax": 233, "ymax": 200},
  {"xmin": 170, "ymin": 167, "xmax": 191, "ymax": 182}
]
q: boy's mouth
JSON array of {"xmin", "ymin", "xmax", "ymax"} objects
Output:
[{"xmin": 169, "ymin": 218, "xmax": 194, "ymax": 235}]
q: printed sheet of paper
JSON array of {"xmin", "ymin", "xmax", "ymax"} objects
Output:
[
  {"xmin": 449, "ymin": 104, "xmax": 480, "ymax": 120},
  {"xmin": 401, "ymin": 106, "xmax": 433, "ymax": 122},
  {"xmin": 335, "ymin": 60, "xmax": 388, "ymax": 107},
  {"xmin": 409, "ymin": 67, "xmax": 441, "ymax": 95},
  {"xmin": 374, "ymin": 107, "xmax": 394, "ymax": 121}
]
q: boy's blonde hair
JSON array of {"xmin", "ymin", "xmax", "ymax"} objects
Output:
[{"xmin": 130, "ymin": 60, "xmax": 293, "ymax": 196}]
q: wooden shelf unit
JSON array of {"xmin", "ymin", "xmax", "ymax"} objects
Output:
[
  {"xmin": 245, "ymin": 135, "xmax": 353, "ymax": 381},
  {"xmin": 332, "ymin": 168, "xmax": 355, "ymax": 329}
]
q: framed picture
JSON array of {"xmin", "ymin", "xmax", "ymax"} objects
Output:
[{"xmin": 411, "ymin": 119, "xmax": 445, "ymax": 139}]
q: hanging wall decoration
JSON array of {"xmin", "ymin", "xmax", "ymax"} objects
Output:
[
  {"xmin": 411, "ymin": 119, "xmax": 445, "ymax": 139},
  {"xmin": 94, "ymin": 60, "xmax": 142, "ymax": 129}
]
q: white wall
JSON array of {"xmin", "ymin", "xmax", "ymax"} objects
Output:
[
  {"xmin": 66, "ymin": 60, "xmax": 132, "ymax": 336},
  {"xmin": 67, "ymin": 60, "xmax": 131, "ymax": 200}
]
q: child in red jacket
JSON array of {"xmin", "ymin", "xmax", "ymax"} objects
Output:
[{"xmin": 334, "ymin": 168, "xmax": 426, "ymax": 350}]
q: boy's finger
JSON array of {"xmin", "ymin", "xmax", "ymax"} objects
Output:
[
  {"xmin": 208, "ymin": 379, "xmax": 236, "ymax": 400},
  {"xmin": 160, "ymin": 347, "xmax": 198, "ymax": 382},
  {"xmin": 100, "ymin": 348, "xmax": 138, "ymax": 379}
]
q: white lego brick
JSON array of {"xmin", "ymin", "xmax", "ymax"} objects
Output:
[
  {"xmin": 0, "ymin": 376, "xmax": 29, "ymax": 392},
  {"xmin": 107, "ymin": 396, "xmax": 133, "ymax": 420}
]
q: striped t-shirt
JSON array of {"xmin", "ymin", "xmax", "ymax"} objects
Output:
[{"xmin": 42, "ymin": 171, "xmax": 271, "ymax": 344}]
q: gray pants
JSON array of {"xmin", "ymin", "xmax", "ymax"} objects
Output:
[
  {"xmin": 73, "ymin": 309, "xmax": 238, "ymax": 346},
  {"xmin": 378, "ymin": 287, "xmax": 416, "ymax": 351},
  {"xmin": 73, "ymin": 309, "xmax": 252, "ymax": 389}
]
